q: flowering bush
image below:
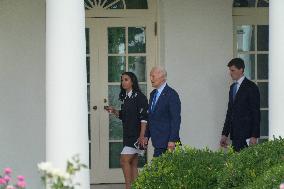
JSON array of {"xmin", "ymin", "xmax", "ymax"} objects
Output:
[
  {"xmin": 0, "ymin": 168, "xmax": 26, "ymax": 189},
  {"xmin": 38, "ymin": 154, "xmax": 87, "ymax": 189}
]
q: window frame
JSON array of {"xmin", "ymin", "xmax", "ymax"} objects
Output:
[
  {"xmin": 85, "ymin": 0, "xmax": 156, "ymax": 18},
  {"xmin": 233, "ymin": 6, "xmax": 269, "ymax": 141}
]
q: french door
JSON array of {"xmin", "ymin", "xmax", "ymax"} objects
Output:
[{"xmin": 86, "ymin": 18, "xmax": 156, "ymax": 183}]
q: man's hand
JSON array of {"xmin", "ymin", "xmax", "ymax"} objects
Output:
[
  {"xmin": 167, "ymin": 142, "xmax": 175, "ymax": 152},
  {"xmin": 249, "ymin": 137, "xmax": 257, "ymax": 145},
  {"xmin": 220, "ymin": 135, "xmax": 228, "ymax": 148}
]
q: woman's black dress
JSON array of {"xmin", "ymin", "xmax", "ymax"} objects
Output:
[{"xmin": 119, "ymin": 91, "xmax": 148, "ymax": 148}]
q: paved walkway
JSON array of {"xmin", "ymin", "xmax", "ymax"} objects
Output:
[{"xmin": 91, "ymin": 184, "xmax": 124, "ymax": 189}]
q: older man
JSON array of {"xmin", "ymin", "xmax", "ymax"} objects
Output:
[{"xmin": 144, "ymin": 66, "xmax": 181, "ymax": 157}]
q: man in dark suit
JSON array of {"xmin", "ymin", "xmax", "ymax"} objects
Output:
[
  {"xmin": 220, "ymin": 58, "xmax": 260, "ymax": 152},
  {"xmin": 143, "ymin": 66, "xmax": 181, "ymax": 157}
]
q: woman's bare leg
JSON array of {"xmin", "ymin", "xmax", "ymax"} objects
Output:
[
  {"xmin": 130, "ymin": 154, "xmax": 139, "ymax": 183},
  {"xmin": 120, "ymin": 154, "xmax": 136, "ymax": 189}
]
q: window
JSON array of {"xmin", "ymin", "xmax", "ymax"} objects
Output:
[
  {"xmin": 233, "ymin": 2, "xmax": 269, "ymax": 143},
  {"xmin": 85, "ymin": 0, "xmax": 148, "ymax": 10},
  {"xmin": 233, "ymin": 0, "xmax": 269, "ymax": 7}
]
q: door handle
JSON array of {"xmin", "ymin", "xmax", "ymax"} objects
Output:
[
  {"xmin": 92, "ymin": 106, "xmax": 98, "ymax": 110},
  {"xmin": 104, "ymin": 106, "xmax": 109, "ymax": 110}
]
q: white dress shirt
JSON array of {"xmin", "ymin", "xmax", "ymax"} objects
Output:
[
  {"xmin": 235, "ymin": 75, "xmax": 245, "ymax": 93},
  {"xmin": 153, "ymin": 82, "xmax": 167, "ymax": 104}
]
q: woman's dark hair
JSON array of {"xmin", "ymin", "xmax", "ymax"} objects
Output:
[{"xmin": 119, "ymin": 72, "xmax": 141, "ymax": 101}]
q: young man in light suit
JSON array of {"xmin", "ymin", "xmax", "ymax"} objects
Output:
[{"xmin": 142, "ymin": 66, "xmax": 181, "ymax": 157}]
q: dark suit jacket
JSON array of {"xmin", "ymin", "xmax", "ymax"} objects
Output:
[
  {"xmin": 222, "ymin": 77, "xmax": 260, "ymax": 140},
  {"xmin": 146, "ymin": 84, "xmax": 181, "ymax": 148}
]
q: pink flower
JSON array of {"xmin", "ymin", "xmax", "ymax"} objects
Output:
[
  {"xmin": 17, "ymin": 181, "xmax": 26, "ymax": 188},
  {"xmin": 4, "ymin": 175, "xmax": 11, "ymax": 182},
  {"xmin": 6, "ymin": 185, "xmax": 15, "ymax": 189},
  {"xmin": 17, "ymin": 175, "xmax": 25, "ymax": 181},
  {"xmin": 4, "ymin": 167, "xmax": 12, "ymax": 175},
  {"xmin": 0, "ymin": 178, "xmax": 7, "ymax": 185}
]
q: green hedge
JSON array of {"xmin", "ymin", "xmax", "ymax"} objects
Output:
[
  {"xmin": 132, "ymin": 138, "xmax": 284, "ymax": 189},
  {"xmin": 217, "ymin": 138, "xmax": 284, "ymax": 188},
  {"xmin": 244, "ymin": 163, "xmax": 284, "ymax": 189}
]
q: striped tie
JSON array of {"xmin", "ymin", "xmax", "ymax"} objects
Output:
[
  {"xmin": 151, "ymin": 90, "xmax": 158, "ymax": 112},
  {"xmin": 233, "ymin": 82, "xmax": 238, "ymax": 101}
]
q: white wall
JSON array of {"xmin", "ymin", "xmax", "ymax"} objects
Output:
[
  {"xmin": 0, "ymin": 0, "xmax": 233, "ymax": 185},
  {"xmin": 159, "ymin": 0, "xmax": 233, "ymax": 149},
  {"xmin": 0, "ymin": 0, "xmax": 45, "ymax": 188}
]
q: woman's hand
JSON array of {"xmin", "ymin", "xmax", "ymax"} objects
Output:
[
  {"xmin": 104, "ymin": 106, "xmax": 114, "ymax": 113},
  {"xmin": 138, "ymin": 136, "xmax": 148, "ymax": 149},
  {"xmin": 138, "ymin": 122, "xmax": 147, "ymax": 149},
  {"xmin": 104, "ymin": 106, "xmax": 119, "ymax": 116}
]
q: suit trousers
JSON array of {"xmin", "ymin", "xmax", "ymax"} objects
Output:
[
  {"xmin": 153, "ymin": 148, "xmax": 167, "ymax": 157},
  {"xmin": 232, "ymin": 139, "xmax": 248, "ymax": 152}
]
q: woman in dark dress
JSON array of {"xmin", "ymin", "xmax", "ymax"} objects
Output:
[{"xmin": 105, "ymin": 72, "xmax": 148, "ymax": 189}]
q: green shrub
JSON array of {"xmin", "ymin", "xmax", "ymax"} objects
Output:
[
  {"xmin": 132, "ymin": 138, "xmax": 284, "ymax": 189},
  {"xmin": 132, "ymin": 145, "xmax": 230, "ymax": 189},
  {"xmin": 217, "ymin": 138, "xmax": 284, "ymax": 188},
  {"xmin": 244, "ymin": 162, "xmax": 284, "ymax": 189}
]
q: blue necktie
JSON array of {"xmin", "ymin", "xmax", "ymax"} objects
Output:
[
  {"xmin": 232, "ymin": 82, "xmax": 238, "ymax": 101},
  {"xmin": 151, "ymin": 90, "xmax": 158, "ymax": 112}
]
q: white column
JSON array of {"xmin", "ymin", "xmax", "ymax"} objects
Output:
[
  {"xmin": 46, "ymin": 0, "xmax": 90, "ymax": 188},
  {"xmin": 269, "ymin": 0, "xmax": 284, "ymax": 139}
]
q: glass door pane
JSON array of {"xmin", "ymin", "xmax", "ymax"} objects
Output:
[{"xmin": 107, "ymin": 26, "xmax": 147, "ymax": 168}]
